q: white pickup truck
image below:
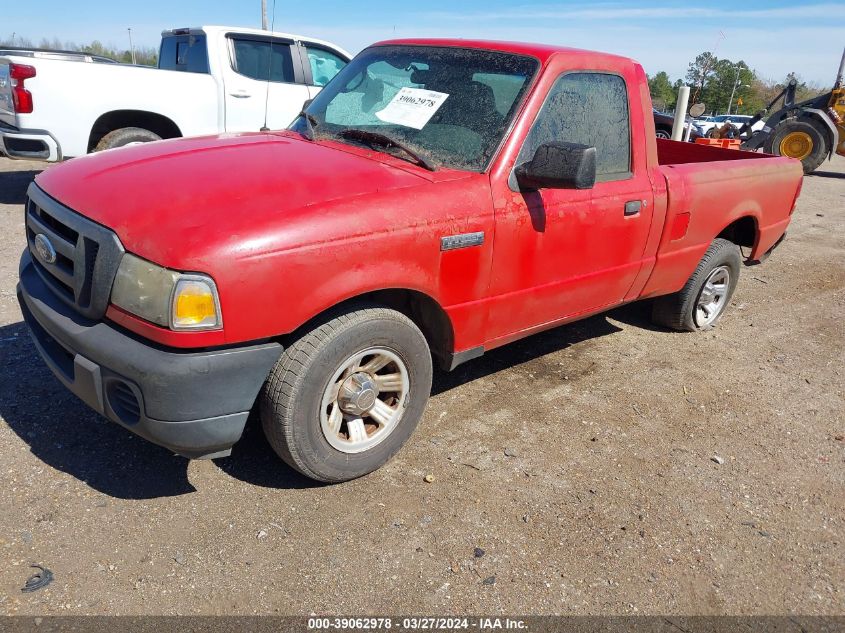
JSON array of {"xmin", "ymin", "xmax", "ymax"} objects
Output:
[{"xmin": 0, "ymin": 25, "xmax": 350, "ymax": 161}]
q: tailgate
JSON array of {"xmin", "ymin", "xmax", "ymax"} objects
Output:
[{"xmin": 0, "ymin": 59, "xmax": 14, "ymax": 126}]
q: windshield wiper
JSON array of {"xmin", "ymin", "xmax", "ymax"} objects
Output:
[
  {"xmin": 296, "ymin": 111, "xmax": 319, "ymax": 141},
  {"xmin": 338, "ymin": 129, "xmax": 436, "ymax": 171}
]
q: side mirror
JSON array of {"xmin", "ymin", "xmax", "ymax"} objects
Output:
[{"xmin": 514, "ymin": 142, "xmax": 596, "ymax": 191}]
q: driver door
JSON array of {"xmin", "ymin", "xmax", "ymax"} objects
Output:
[{"xmin": 485, "ymin": 70, "xmax": 654, "ymax": 345}]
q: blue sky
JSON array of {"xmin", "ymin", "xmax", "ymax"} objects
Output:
[{"xmin": 5, "ymin": 1, "xmax": 844, "ymax": 84}]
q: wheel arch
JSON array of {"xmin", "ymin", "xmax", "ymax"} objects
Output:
[
  {"xmin": 717, "ymin": 215, "xmax": 759, "ymax": 249},
  {"xmin": 717, "ymin": 215, "xmax": 760, "ymax": 260},
  {"xmin": 88, "ymin": 110, "xmax": 183, "ymax": 152},
  {"xmin": 282, "ymin": 288, "xmax": 457, "ymax": 371}
]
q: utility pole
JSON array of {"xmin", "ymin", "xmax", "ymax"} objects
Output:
[
  {"xmin": 261, "ymin": 0, "xmax": 268, "ymax": 30},
  {"xmin": 127, "ymin": 27, "xmax": 137, "ymax": 64},
  {"xmin": 727, "ymin": 62, "xmax": 744, "ymax": 115}
]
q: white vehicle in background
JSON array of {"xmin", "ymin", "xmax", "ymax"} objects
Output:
[
  {"xmin": 0, "ymin": 26, "xmax": 350, "ymax": 161},
  {"xmin": 696, "ymin": 114, "xmax": 765, "ymax": 137}
]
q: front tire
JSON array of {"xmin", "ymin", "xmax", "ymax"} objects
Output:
[
  {"xmin": 94, "ymin": 127, "xmax": 161, "ymax": 152},
  {"xmin": 764, "ymin": 118, "xmax": 828, "ymax": 174},
  {"xmin": 260, "ymin": 306, "xmax": 433, "ymax": 483},
  {"xmin": 652, "ymin": 238, "xmax": 741, "ymax": 332}
]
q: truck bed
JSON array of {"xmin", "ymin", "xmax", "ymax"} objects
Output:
[
  {"xmin": 638, "ymin": 139, "xmax": 804, "ymax": 300},
  {"xmin": 656, "ymin": 137, "xmax": 771, "ymax": 165}
]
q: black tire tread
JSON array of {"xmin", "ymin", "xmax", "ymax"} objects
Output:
[
  {"xmin": 652, "ymin": 238, "xmax": 740, "ymax": 332},
  {"xmin": 260, "ymin": 306, "xmax": 428, "ymax": 482}
]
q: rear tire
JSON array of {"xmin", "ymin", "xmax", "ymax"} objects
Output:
[
  {"xmin": 655, "ymin": 128, "xmax": 671, "ymax": 139},
  {"xmin": 763, "ymin": 118, "xmax": 828, "ymax": 174},
  {"xmin": 652, "ymin": 238, "xmax": 741, "ymax": 332},
  {"xmin": 260, "ymin": 306, "xmax": 433, "ymax": 483},
  {"xmin": 94, "ymin": 127, "xmax": 161, "ymax": 152}
]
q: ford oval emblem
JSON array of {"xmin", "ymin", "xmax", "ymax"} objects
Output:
[{"xmin": 34, "ymin": 234, "xmax": 57, "ymax": 264}]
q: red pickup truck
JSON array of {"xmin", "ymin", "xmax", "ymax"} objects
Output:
[{"xmin": 17, "ymin": 39, "xmax": 803, "ymax": 482}]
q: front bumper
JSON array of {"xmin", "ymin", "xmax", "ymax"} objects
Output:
[
  {"xmin": 0, "ymin": 121, "xmax": 61, "ymax": 161},
  {"xmin": 17, "ymin": 251, "xmax": 283, "ymax": 458}
]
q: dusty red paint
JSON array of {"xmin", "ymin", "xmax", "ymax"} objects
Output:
[{"xmin": 34, "ymin": 39, "xmax": 804, "ymax": 353}]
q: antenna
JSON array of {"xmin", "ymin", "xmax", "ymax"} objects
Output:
[{"xmin": 260, "ymin": 0, "xmax": 277, "ymax": 132}]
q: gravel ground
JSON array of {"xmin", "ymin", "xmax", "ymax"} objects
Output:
[{"xmin": 0, "ymin": 155, "xmax": 842, "ymax": 616}]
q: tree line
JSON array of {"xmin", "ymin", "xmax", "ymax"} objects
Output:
[
  {"xmin": 648, "ymin": 51, "xmax": 829, "ymax": 116},
  {"xmin": 1, "ymin": 34, "xmax": 158, "ymax": 66}
]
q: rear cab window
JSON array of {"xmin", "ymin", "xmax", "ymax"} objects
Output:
[
  {"xmin": 517, "ymin": 72, "xmax": 631, "ymax": 181},
  {"xmin": 159, "ymin": 34, "xmax": 209, "ymax": 73}
]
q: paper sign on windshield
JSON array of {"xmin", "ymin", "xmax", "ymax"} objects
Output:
[{"xmin": 375, "ymin": 87, "xmax": 449, "ymax": 130}]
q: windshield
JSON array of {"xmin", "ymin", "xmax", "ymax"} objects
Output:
[{"xmin": 292, "ymin": 45, "xmax": 539, "ymax": 171}]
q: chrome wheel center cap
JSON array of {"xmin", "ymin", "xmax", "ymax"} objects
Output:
[{"xmin": 337, "ymin": 372, "xmax": 379, "ymax": 416}]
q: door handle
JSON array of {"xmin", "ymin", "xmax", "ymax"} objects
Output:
[
  {"xmin": 229, "ymin": 91, "xmax": 252, "ymax": 98},
  {"xmin": 624, "ymin": 200, "xmax": 642, "ymax": 216}
]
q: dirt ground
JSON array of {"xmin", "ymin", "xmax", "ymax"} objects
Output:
[{"xmin": 0, "ymin": 154, "xmax": 842, "ymax": 617}]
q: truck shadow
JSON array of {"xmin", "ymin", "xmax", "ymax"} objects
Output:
[
  {"xmin": 0, "ymin": 321, "xmax": 199, "ymax": 499},
  {"xmin": 216, "ymin": 302, "xmax": 659, "ymax": 490},
  {"xmin": 0, "ymin": 319, "xmax": 317, "ymax": 497},
  {"xmin": 0, "ymin": 169, "xmax": 42, "ymax": 205},
  {"xmin": 1, "ymin": 302, "xmax": 661, "ymax": 495},
  {"xmin": 429, "ymin": 301, "xmax": 658, "ymax": 397}
]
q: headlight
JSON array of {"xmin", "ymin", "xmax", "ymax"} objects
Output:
[{"xmin": 110, "ymin": 253, "xmax": 222, "ymax": 331}]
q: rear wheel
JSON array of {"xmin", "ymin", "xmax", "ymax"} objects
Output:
[
  {"xmin": 655, "ymin": 128, "xmax": 671, "ymax": 139},
  {"xmin": 94, "ymin": 127, "xmax": 161, "ymax": 152},
  {"xmin": 764, "ymin": 118, "xmax": 828, "ymax": 174},
  {"xmin": 260, "ymin": 306, "xmax": 433, "ymax": 483},
  {"xmin": 652, "ymin": 238, "xmax": 741, "ymax": 332}
]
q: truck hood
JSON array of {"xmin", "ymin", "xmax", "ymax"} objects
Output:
[{"xmin": 34, "ymin": 132, "xmax": 439, "ymax": 268}]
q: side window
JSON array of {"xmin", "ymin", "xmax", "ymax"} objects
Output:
[
  {"xmin": 231, "ymin": 37, "xmax": 295, "ymax": 83},
  {"xmin": 304, "ymin": 46, "xmax": 347, "ymax": 87},
  {"xmin": 517, "ymin": 72, "xmax": 631, "ymax": 180}
]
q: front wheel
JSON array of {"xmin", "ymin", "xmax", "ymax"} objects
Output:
[
  {"xmin": 260, "ymin": 306, "xmax": 433, "ymax": 483},
  {"xmin": 651, "ymin": 238, "xmax": 741, "ymax": 332}
]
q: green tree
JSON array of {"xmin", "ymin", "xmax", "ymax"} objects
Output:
[
  {"xmin": 648, "ymin": 71, "xmax": 676, "ymax": 111},
  {"xmin": 686, "ymin": 51, "xmax": 719, "ymax": 105},
  {"xmin": 686, "ymin": 51, "xmax": 760, "ymax": 115}
]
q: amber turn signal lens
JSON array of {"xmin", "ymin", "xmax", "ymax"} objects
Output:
[{"xmin": 172, "ymin": 278, "xmax": 221, "ymax": 329}]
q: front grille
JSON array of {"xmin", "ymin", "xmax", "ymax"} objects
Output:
[{"xmin": 25, "ymin": 184, "xmax": 124, "ymax": 320}]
